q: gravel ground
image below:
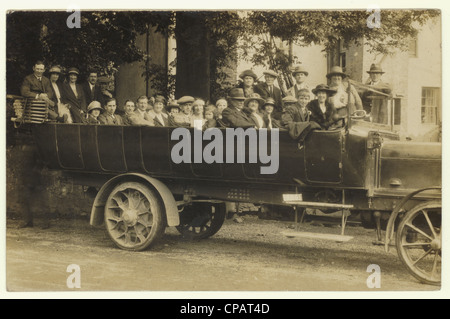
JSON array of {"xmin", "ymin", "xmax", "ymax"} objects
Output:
[{"xmin": 5, "ymin": 211, "xmax": 440, "ymax": 294}]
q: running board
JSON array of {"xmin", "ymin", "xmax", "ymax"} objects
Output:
[{"xmin": 281, "ymin": 231, "xmax": 354, "ymax": 242}]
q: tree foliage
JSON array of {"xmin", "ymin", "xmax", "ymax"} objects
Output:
[{"xmin": 7, "ymin": 9, "xmax": 440, "ymax": 97}]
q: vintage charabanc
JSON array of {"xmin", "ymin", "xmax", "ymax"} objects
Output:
[{"xmin": 8, "ymin": 93, "xmax": 442, "ymax": 285}]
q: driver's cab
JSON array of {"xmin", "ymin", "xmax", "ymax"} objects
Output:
[{"xmin": 349, "ymin": 95, "xmax": 402, "ymax": 138}]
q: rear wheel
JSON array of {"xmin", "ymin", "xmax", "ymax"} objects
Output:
[
  {"xmin": 176, "ymin": 202, "xmax": 226, "ymax": 240},
  {"xmin": 396, "ymin": 201, "xmax": 441, "ymax": 285},
  {"xmin": 104, "ymin": 182, "xmax": 165, "ymax": 251}
]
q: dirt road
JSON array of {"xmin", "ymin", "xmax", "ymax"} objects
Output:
[{"xmin": 5, "ymin": 214, "xmax": 438, "ymax": 293}]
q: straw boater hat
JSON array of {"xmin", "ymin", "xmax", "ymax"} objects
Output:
[
  {"xmin": 312, "ymin": 84, "xmax": 337, "ymax": 96},
  {"xmin": 244, "ymin": 93, "xmax": 265, "ymax": 108},
  {"xmin": 261, "ymin": 97, "xmax": 276, "ymax": 110},
  {"xmin": 263, "ymin": 70, "xmax": 278, "ymax": 78},
  {"xmin": 177, "ymin": 96, "xmax": 195, "ymax": 105},
  {"xmin": 239, "ymin": 69, "xmax": 258, "ymax": 80},
  {"xmin": 291, "ymin": 65, "xmax": 309, "ymax": 76},
  {"xmin": 367, "ymin": 63, "xmax": 385, "ymax": 74},
  {"xmin": 228, "ymin": 88, "xmax": 246, "ymax": 100},
  {"xmin": 87, "ymin": 101, "xmax": 104, "ymax": 113},
  {"xmin": 326, "ymin": 66, "xmax": 347, "ymax": 79},
  {"xmin": 67, "ymin": 67, "xmax": 80, "ymax": 75}
]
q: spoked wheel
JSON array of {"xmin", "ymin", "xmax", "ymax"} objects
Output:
[
  {"xmin": 176, "ymin": 202, "xmax": 226, "ymax": 240},
  {"xmin": 104, "ymin": 182, "xmax": 165, "ymax": 251},
  {"xmin": 396, "ymin": 201, "xmax": 441, "ymax": 285}
]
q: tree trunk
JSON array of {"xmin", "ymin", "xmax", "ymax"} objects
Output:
[{"xmin": 175, "ymin": 12, "xmax": 210, "ymax": 100}]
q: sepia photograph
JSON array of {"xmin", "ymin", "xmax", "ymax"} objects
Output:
[{"xmin": 2, "ymin": 1, "xmax": 446, "ymax": 300}]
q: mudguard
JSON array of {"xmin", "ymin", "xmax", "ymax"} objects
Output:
[{"xmin": 90, "ymin": 173, "xmax": 179, "ymax": 227}]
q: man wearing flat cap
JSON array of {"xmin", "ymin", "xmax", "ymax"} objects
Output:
[
  {"xmin": 220, "ymin": 88, "xmax": 256, "ymax": 128},
  {"xmin": 60, "ymin": 67, "xmax": 87, "ymax": 123},
  {"xmin": 254, "ymin": 69, "xmax": 283, "ymax": 118},
  {"xmin": 287, "ymin": 65, "xmax": 313, "ymax": 100},
  {"xmin": 362, "ymin": 64, "xmax": 393, "ymax": 122}
]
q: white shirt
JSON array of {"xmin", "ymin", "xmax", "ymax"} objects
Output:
[
  {"xmin": 70, "ymin": 83, "xmax": 78, "ymax": 98},
  {"xmin": 319, "ymin": 102, "xmax": 327, "ymax": 114},
  {"xmin": 51, "ymin": 82, "xmax": 61, "ymax": 103}
]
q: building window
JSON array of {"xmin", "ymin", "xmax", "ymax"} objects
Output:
[
  {"xmin": 408, "ymin": 35, "xmax": 418, "ymax": 58},
  {"xmin": 421, "ymin": 87, "xmax": 441, "ymax": 124}
]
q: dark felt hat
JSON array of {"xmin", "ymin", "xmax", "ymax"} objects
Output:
[
  {"xmin": 228, "ymin": 88, "xmax": 246, "ymax": 100},
  {"xmin": 261, "ymin": 97, "xmax": 276, "ymax": 110},
  {"xmin": 326, "ymin": 66, "xmax": 347, "ymax": 79},
  {"xmin": 239, "ymin": 69, "xmax": 258, "ymax": 80},
  {"xmin": 312, "ymin": 84, "xmax": 337, "ymax": 96}
]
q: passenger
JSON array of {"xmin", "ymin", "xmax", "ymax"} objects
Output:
[
  {"xmin": 254, "ymin": 69, "xmax": 283, "ymax": 118},
  {"xmin": 362, "ymin": 64, "xmax": 393, "ymax": 123},
  {"xmin": 203, "ymin": 105, "xmax": 217, "ymax": 129},
  {"xmin": 60, "ymin": 67, "xmax": 87, "ymax": 123},
  {"xmin": 261, "ymin": 98, "xmax": 283, "ymax": 129},
  {"xmin": 214, "ymin": 98, "xmax": 228, "ymax": 120},
  {"xmin": 153, "ymin": 95, "xmax": 170, "ymax": 127},
  {"xmin": 282, "ymin": 89, "xmax": 311, "ymax": 125},
  {"xmin": 122, "ymin": 100, "xmax": 137, "ymax": 126},
  {"xmin": 287, "ymin": 65, "xmax": 313, "ymax": 100},
  {"xmin": 191, "ymin": 98, "xmax": 206, "ymax": 127},
  {"xmin": 98, "ymin": 98, "xmax": 124, "ymax": 125},
  {"xmin": 282, "ymin": 95, "xmax": 298, "ymax": 113},
  {"xmin": 172, "ymin": 96, "xmax": 195, "ymax": 127},
  {"xmin": 327, "ymin": 66, "xmax": 362, "ymax": 117},
  {"xmin": 83, "ymin": 70, "xmax": 105, "ymax": 107},
  {"xmin": 308, "ymin": 84, "xmax": 339, "ymax": 130},
  {"xmin": 243, "ymin": 93, "xmax": 266, "ymax": 129},
  {"xmin": 20, "ymin": 60, "xmax": 53, "ymax": 102},
  {"xmin": 133, "ymin": 95, "xmax": 155, "ymax": 126},
  {"xmin": 98, "ymin": 76, "xmax": 114, "ymax": 101},
  {"xmin": 221, "ymin": 88, "xmax": 255, "ymax": 128},
  {"xmin": 237, "ymin": 69, "xmax": 258, "ymax": 97},
  {"xmin": 48, "ymin": 65, "xmax": 70, "ymax": 123},
  {"xmin": 86, "ymin": 101, "xmax": 103, "ymax": 124},
  {"xmin": 166, "ymin": 100, "xmax": 181, "ymax": 126}
]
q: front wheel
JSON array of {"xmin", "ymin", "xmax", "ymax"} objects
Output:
[
  {"xmin": 104, "ymin": 182, "xmax": 165, "ymax": 251},
  {"xmin": 396, "ymin": 201, "xmax": 441, "ymax": 285},
  {"xmin": 176, "ymin": 202, "xmax": 226, "ymax": 240}
]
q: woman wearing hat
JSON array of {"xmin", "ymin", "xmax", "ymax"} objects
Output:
[
  {"xmin": 86, "ymin": 100, "xmax": 104, "ymax": 124},
  {"xmin": 261, "ymin": 97, "xmax": 282, "ymax": 129},
  {"xmin": 243, "ymin": 93, "xmax": 266, "ymax": 129},
  {"xmin": 152, "ymin": 95, "xmax": 170, "ymax": 127},
  {"xmin": 327, "ymin": 66, "xmax": 362, "ymax": 117},
  {"xmin": 48, "ymin": 65, "xmax": 71, "ymax": 123},
  {"xmin": 237, "ymin": 69, "xmax": 258, "ymax": 98},
  {"xmin": 307, "ymin": 84, "xmax": 339, "ymax": 130},
  {"xmin": 61, "ymin": 67, "xmax": 87, "ymax": 123}
]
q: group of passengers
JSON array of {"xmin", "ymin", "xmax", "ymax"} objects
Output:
[{"xmin": 20, "ymin": 60, "xmax": 392, "ymax": 131}]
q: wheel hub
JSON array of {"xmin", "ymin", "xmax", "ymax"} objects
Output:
[
  {"xmin": 122, "ymin": 209, "xmax": 138, "ymax": 226},
  {"xmin": 430, "ymin": 234, "xmax": 441, "ymax": 251}
]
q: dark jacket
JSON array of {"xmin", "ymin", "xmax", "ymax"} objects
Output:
[
  {"xmin": 254, "ymin": 82, "xmax": 283, "ymax": 113},
  {"xmin": 282, "ymin": 104, "xmax": 310, "ymax": 126},
  {"xmin": 221, "ymin": 106, "xmax": 256, "ymax": 128},
  {"xmin": 83, "ymin": 82, "xmax": 106, "ymax": 107},
  {"xmin": 307, "ymin": 100, "xmax": 337, "ymax": 129},
  {"xmin": 153, "ymin": 114, "xmax": 170, "ymax": 127},
  {"xmin": 60, "ymin": 82, "xmax": 87, "ymax": 123},
  {"xmin": 21, "ymin": 74, "xmax": 53, "ymax": 100}
]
